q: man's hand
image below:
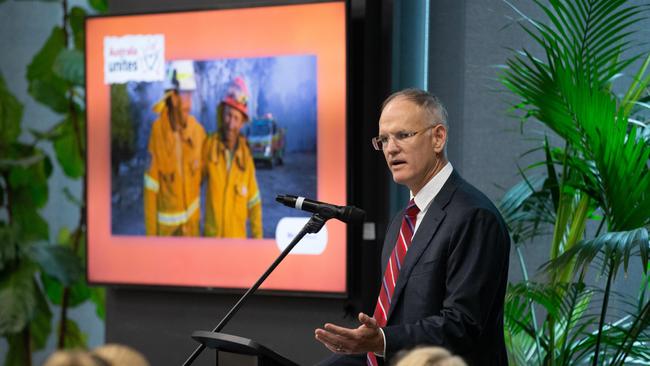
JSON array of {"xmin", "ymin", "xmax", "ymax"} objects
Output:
[{"xmin": 314, "ymin": 313, "xmax": 384, "ymax": 355}]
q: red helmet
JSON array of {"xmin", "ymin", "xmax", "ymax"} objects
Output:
[{"xmin": 218, "ymin": 77, "xmax": 249, "ymax": 121}]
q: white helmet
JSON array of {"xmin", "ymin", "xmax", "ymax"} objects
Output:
[{"xmin": 163, "ymin": 60, "xmax": 197, "ymax": 91}]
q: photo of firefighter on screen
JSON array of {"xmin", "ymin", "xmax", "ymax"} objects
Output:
[
  {"xmin": 143, "ymin": 61, "xmax": 206, "ymax": 237},
  {"xmin": 110, "ymin": 55, "xmax": 317, "ymax": 238}
]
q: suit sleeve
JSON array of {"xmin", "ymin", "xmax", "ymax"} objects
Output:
[
  {"xmin": 143, "ymin": 128, "xmax": 159, "ymax": 236},
  {"xmin": 382, "ymin": 208, "xmax": 510, "ymax": 358}
]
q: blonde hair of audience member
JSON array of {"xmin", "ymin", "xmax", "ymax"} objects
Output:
[
  {"xmin": 394, "ymin": 346, "xmax": 467, "ymax": 366},
  {"xmin": 42, "ymin": 349, "xmax": 107, "ymax": 366},
  {"xmin": 91, "ymin": 343, "xmax": 149, "ymax": 366}
]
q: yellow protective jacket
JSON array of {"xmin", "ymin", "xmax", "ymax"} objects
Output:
[
  {"xmin": 203, "ymin": 134, "xmax": 262, "ymax": 238},
  {"xmin": 144, "ymin": 111, "xmax": 206, "ymax": 236}
]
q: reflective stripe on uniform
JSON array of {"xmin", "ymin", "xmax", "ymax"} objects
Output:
[
  {"xmin": 247, "ymin": 191, "xmax": 260, "ymax": 209},
  {"xmin": 157, "ymin": 197, "xmax": 200, "ymax": 226},
  {"xmin": 144, "ymin": 174, "xmax": 160, "ymax": 192}
]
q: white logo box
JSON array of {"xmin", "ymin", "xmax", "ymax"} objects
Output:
[{"xmin": 104, "ymin": 34, "xmax": 165, "ymax": 84}]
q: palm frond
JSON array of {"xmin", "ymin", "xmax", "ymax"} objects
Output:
[
  {"xmin": 506, "ymin": 281, "xmax": 598, "ymax": 363},
  {"xmin": 498, "ymin": 173, "xmax": 555, "ymax": 246},
  {"xmin": 542, "ymin": 227, "xmax": 649, "ymax": 280}
]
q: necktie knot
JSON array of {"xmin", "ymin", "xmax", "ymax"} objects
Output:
[{"xmin": 406, "ymin": 199, "xmax": 420, "ymax": 219}]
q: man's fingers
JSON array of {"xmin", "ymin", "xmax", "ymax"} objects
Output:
[
  {"xmin": 315, "ymin": 328, "xmax": 346, "ymax": 347},
  {"xmin": 323, "ymin": 323, "xmax": 357, "ymax": 338},
  {"xmin": 358, "ymin": 313, "xmax": 378, "ymax": 328},
  {"xmin": 314, "ymin": 328, "xmax": 348, "ymax": 354}
]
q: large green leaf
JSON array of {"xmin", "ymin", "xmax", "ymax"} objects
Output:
[
  {"xmin": 90, "ymin": 287, "xmax": 106, "ymax": 320},
  {"xmin": 53, "ymin": 49, "xmax": 84, "ymax": 86},
  {"xmin": 51, "ymin": 116, "xmax": 85, "ymax": 178},
  {"xmin": 88, "ymin": 0, "xmax": 108, "ymax": 13},
  {"xmin": 69, "ymin": 6, "xmax": 87, "ymax": 51},
  {"xmin": 26, "ymin": 26, "xmax": 69, "ymax": 113},
  {"xmin": 41, "ymin": 227, "xmax": 92, "ymax": 307},
  {"xmin": 0, "ymin": 262, "xmax": 37, "ymax": 335},
  {"xmin": 60, "ymin": 318, "xmax": 87, "ymax": 349},
  {"xmin": 0, "ymin": 72, "xmax": 23, "ymax": 148},
  {"xmin": 41, "ymin": 272, "xmax": 92, "ymax": 307},
  {"xmin": 27, "ymin": 244, "xmax": 83, "ymax": 287},
  {"xmin": 10, "ymin": 205, "xmax": 49, "ymax": 242},
  {"xmin": 7, "ymin": 149, "xmax": 51, "ymax": 241},
  {"xmin": 29, "ymin": 279, "xmax": 52, "ymax": 351},
  {"xmin": 0, "ymin": 224, "xmax": 19, "ymax": 272},
  {"xmin": 58, "ymin": 226, "xmax": 86, "ymax": 260},
  {"xmin": 8, "ymin": 152, "xmax": 51, "ymax": 209},
  {"xmin": 4, "ymin": 332, "xmax": 29, "ymax": 366}
]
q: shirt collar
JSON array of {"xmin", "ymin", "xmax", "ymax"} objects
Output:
[{"xmin": 411, "ymin": 162, "xmax": 453, "ymax": 211}]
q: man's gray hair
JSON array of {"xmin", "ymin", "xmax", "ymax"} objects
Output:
[{"xmin": 381, "ymin": 88, "xmax": 449, "ymax": 128}]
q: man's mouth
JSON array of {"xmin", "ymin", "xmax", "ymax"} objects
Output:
[{"xmin": 390, "ymin": 159, "xmax": 406, "ymax": 168}]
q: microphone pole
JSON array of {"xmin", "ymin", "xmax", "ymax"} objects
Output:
[{"xmin": 182, "ymin": 213, "xmax": 328, "ymax": 366}]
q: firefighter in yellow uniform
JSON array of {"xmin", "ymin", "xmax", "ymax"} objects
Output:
[
  {"xmin": 144, "ymin": 60, "xmax": 206, "ymax": 236},
  {"xmin": 203, "ymin": 77, "xmax": 263, "ymax": 238}
]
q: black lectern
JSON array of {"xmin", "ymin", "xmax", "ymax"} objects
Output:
[
  {"xmin": 182, "ymin": 196, "xmax": 365, "ymax": 365},
  {"xmin": 191, "ymin": 331, "xmax": 298, "ymax": 366}
]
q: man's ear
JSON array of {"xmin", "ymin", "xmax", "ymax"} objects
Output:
[{"xmin": 432, "ymin": 124, "xmax": 447, "ymax": 153}]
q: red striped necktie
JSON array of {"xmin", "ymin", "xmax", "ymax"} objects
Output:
[{"xmin": 367, "ymin": 199, "xmax": 420, "ymax": 366}]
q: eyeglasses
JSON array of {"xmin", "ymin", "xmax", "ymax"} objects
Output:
[{"xmin": 371, "ymin": 124, "xmax": 436, "ymax": 151}]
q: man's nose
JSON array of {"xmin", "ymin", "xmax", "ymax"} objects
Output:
[{"xmin": 384, "ymin": 136, "xmax": 400, "ymax": 153}]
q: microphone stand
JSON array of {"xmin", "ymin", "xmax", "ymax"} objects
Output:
[{"xmin": 182, "ymin": 213, "xmax": 328, "ymax": 366}]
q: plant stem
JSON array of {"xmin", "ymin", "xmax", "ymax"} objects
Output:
[
  {"xmin": 57, "ymin": 286, "xmax": 69, "ymax": 349},
  {"xmin": 558, "ymin": 194, "xmax": 589, "ymax": 283},
  {"xmin": 593, "ymin": 258, "xmax": 615, "ymax": 366},
  {"xmin": 612, "ymin": 299, "xmax": 650, "ymax": 365},
  {"xmin": 594, "ymin": 217, "xmax": 605, "ymax": 238},
  {"xmin": 22, "ymin": 326, "xmax": 31, "ymax": 366},
  {"xmin": 548, "ymin": 314, "xmax": 556, "ymax": 365},
  {"xmin": 516, "ymin": 246, "xmax": 543, "ymax": 364},
  {"xmin": 57, "ymin": 0, "xmax": 71, "ymax": 349}
]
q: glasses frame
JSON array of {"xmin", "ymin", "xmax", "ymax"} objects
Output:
[{"xmin": 371, "ymin": 124, "xmax": 437, "ymax": 151}]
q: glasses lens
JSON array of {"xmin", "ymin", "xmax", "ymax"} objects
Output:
[{"xmin": 372, "ymin": 137, "xmax": 381, "ymax": 150}]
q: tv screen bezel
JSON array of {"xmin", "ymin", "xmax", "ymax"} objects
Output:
[{"xmin": 84, "ymin": 0, "xmax": 352, "ymax": 297}]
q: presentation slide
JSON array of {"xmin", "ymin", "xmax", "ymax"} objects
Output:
[{"xmin": 86, "ymin": 2, "xmax": 347, "ymax": 293}]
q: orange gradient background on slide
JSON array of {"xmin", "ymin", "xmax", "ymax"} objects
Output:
[{"xmin": 86, "ymin": 2, "xmax": 347, "ymax": 292}]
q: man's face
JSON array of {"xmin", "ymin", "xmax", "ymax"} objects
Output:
[
  {"xmin": 179, "ymin": 91, "xmax": 193, "ymax": 116},
  {"xmin": 378, "ymin": 97, "xmax": 446, "ymax": 194},
  {"xmin": 222, "ymin": 105, "xmax": 246, "ymax": 138}
]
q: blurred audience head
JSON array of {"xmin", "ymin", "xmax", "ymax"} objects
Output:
[
  {"xmin": 42, "ymin": 350, "xmax": 107, "ymax": 366},
  {"xmin": 393, "ymin": 346, "xmax": 467, "ymax": 366},
  {"xmin": 91, "ymin": 343, "xmax": 149, "ymax": 366},
  {"xmin": 43, "ymin": 344, "xmax": 149, "ymax": 366}
]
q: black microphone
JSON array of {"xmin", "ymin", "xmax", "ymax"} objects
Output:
[{"xmin": 276, "ymin": 194, "xmax": 365, "ymax": 224}]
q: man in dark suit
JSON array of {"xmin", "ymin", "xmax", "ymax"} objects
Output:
[{"xmin": 315, "ymin": 89, "xmax": 510, "ymax": 365}]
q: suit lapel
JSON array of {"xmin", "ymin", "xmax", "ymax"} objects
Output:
[{"xmin": 386, "ymin": 171, "xmax": 462, "ymax": 320}]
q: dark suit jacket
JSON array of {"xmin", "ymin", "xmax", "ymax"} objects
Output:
[{"xmin": 381, "ymin": 170, "xmax": 510, "ymax": 365}]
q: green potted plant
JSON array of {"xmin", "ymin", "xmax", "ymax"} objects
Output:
[
  {"xmin": 0, "ymin": 0, "xmax": 107, "ymax": 364},
  {"xmin": 498, "ymin": 0, "xmax": 650, "ymax": 364}
]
